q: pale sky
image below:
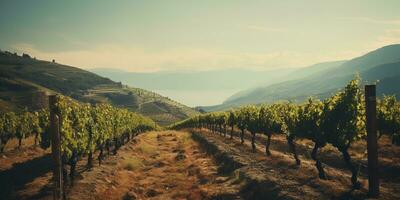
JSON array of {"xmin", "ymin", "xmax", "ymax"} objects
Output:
[{"xmin": 1, "ymin": 0, "xmax": 400, "ymax": 72}]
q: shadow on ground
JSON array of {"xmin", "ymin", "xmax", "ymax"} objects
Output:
[{"xmin": 0, "ymin": 154, "xmax": 52, "ymax": 200}]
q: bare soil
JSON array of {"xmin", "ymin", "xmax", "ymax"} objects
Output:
[
  {"xmin": 0, "ymin": 131, "xmax": 241, "ymax": 200},
  {"xmin": 192, "ymin": 128, "xmax": 400, "ymax": 200},
  {"xmin": 0, "ymin": 136, "xmax": 52, "ymax": 200},
  {"xmin": 0, "ymin": 130, "xmax": 399, "ymax": 200}
]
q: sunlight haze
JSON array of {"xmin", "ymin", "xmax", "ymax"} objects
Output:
[
  {"xmin": 1, "ymin": 2, "xmax": 400, "ymax": 198},
  {"xmin": 1, "ymin": 0, "xmax": 400, "ymax": 72}
]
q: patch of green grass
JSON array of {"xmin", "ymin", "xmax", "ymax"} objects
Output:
[
  {"xmin": 137, "ymin": 143, "xmax": 157, "ymax": 156},
  {"xmin": 123, "ymin": 157, "xmax": 144, "ymax": 171},
  {"xmin": 145, "ymin": 132, "xmax": 158, "ymax": 139},
  {"xmin": 179, "ymin": 133, "xmax": 191, "ymax": 144}
]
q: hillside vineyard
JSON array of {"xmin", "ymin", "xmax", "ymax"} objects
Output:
[
  {"xmin": 3, "ymin": 1, "xmax": 400, "ymax": 199},
  {"xmin": 170, "ymin": 77, "xmax": 400, "ymax": 189},
  {"xmin": 0, "ymin": 95, "xmax": 156, "ymax": 182},
  {"xmin": 0, "ymin": 50, "xmax": 199, "ymax": 126}
]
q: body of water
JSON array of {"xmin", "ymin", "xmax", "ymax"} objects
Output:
[{"xmin": 153, "ymin": 89, "xmax": 238, "ymax": 107}]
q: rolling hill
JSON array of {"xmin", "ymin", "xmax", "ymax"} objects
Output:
[
  {"xmin": 0, "ymin": 51, "xmax": 198, "ymax": 126},
  {"xmin": 200, "ymin": 44, "xmax": 400, "ymax": 111}
]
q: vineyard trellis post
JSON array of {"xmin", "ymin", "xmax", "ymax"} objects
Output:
[
  {"xmin": 365, "ymin": 85, "xmax": 379, "ymax": 197},
  {"xmin": 49, "ymin": 95, "xmax": 63, "ymax": 200}
]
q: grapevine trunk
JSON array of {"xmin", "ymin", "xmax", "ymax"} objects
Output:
[
  {"xmin": 341, "ymin": 148, "xmax": 361, "ymax": 189},
  {"xmin": 311, "ymin": 143, "xmax": 326, "ymax": 179},
  {"xmin": 265, "ymin": 133, "xmax": 272, "ymax": 156},
  {"xmin": 287, "ymin": 136, "xmax": 301, "ymax": 165},
  {"xmin": 251, "ymin": 132, "xmax": 256, "ymax": 152},
  {"xmin": 240, "ymin": 129, "xmax": 244, "ymax": 144},
  {"xmin": 87, "ymin": 152, "xmax": 93, "ymax": 169}
]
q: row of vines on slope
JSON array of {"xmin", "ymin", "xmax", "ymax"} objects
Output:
[
  {"xmin": 170, "ymin": 78, "xmax": 400, "ymax": 189},
  {"xmin": 1, "ymin": 95, "xmax": 157, "ymax": 184},
  {"xmin": 0, "ymin": 109, "xmax": 47, "ymax": 153}
]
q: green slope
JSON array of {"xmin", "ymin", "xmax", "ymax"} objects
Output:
[
  {"xmin": 0, "ymin": 51, "xmax": 198, "ymax": 126},
  {"xmin": 202, "ymin": 44, "xmax": 400, "ymax": 111}
]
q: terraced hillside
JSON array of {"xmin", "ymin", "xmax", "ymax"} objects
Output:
[{"xmin": 0, "ymin": 51, "xmax": 198, "ymax": 125}]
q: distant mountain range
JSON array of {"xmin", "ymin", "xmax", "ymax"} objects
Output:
[
  {"xmin": 89, "ymin": 68, "xmax": 296, "ymax": 91},
  {"xmin": 90, "ymin": 67, "xmax": 300, "ymax": 107},
  {"xmin": 200, "ymin": 44, "xmax": 400, "ymax": 111},
  {"xmin": 0, "ymin": 51, "xmax": 198, "ymax": 126}
]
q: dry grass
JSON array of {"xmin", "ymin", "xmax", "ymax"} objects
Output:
[
  {"xmin": 4, "ymin": 136, "xmax": 37, "ymax": 152},
  {"xmin": 177, "ymin": 132, "xmax": 191, "ymax": 143},
  {"xmin": 135, "ymin": 132, "xmax": 161, "ymax": 162},
  {"xmin": 122, "ymin": 157, "xmax": 144, "ymax": 171}
]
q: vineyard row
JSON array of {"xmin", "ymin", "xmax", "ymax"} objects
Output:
[{"xmin": 170, "ymin": 78, "xmax": 400, "ymax": 189}]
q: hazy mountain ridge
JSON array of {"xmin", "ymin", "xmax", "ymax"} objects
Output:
[
  {"xmin": 90, "ymin": 67, "xmax": 299, "ymax": 106},
  {"xmin": 223, "ymin": 60, "xmax": 347, "ymax": 103},
  {"xmin": 200, "ymin": 44, "xmax": 400, "ymax": 111},
  {"xmin": 0, "ymin": 51, "xmax": 198, "ymax": 125},
  {"xmin": 89, "ymin": 68, "xmax": 296, "ymax": 91}
]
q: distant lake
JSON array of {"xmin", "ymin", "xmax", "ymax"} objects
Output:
[{"xmin": 153, "ymin": 89, "xmax": 239, "ymax": 107}]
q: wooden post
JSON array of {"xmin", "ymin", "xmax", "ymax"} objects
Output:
[
  {"xmin": 49, "ymin": 95, "xmax": 63, "ymax": 200},
  {"xmin": 365, "ymin": 85, "xmax": 379, "ymax": 197}
]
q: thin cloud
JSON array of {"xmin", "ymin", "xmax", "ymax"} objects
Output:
[
  {"xmin": 12, "ymin": 43, "xmax": 358, "ymax": 72},
  {"xmin": 338, "ymin": 17, "xmax": 400, "ymax": 25},
  {"xmin": 246, "ymin": 25, "xmax": 286, "ymax": 33},
  {"xmin": 369, "ymin": 29, "xmax": 400, "ymax": 49},
  {"xmin": 11, "ymin": 42, "xmax": 368, "ymax": 73}
]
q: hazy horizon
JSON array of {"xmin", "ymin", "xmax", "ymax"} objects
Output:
[
  {"xmin": 1, "ymin": 0, "xmax": 400, "ymax": 73},
  {"xmin": 1, "ymin": 0, "xmax": 400, "ymax": 107},
  {"xmin": 1, "ymin": 2, "xmax": 400, "ymax": 198}
]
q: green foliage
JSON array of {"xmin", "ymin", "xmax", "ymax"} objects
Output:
[
  {"xmin": 377, "ymin": 95, "xmax": 400, "ymax": 144},
  {"xmin": 16, "ymin": 111, "xmax": 31, "ymax": 144},
  {"xmin": 280, "ymin": 103, "xmax": 299, "ymax": 139},
  {"xmin": 227, "ymin": 110, "xmax": 236, "ymax": 127},
  {"xmin": 0, "ymin": 52, "xmax": 198, "ymax": 126},
  {"xmin": 258, "ymin": 104, "xmax": 283, "ymax": 135},
  {"xmin": 38, "ymin": 109, "xmax": 51, "ymax": 149},
  {"xmin": 0, "ymin": 95, "xmax": 156, "ymax": 155},
  {"xmin": 242, "ymin": 106, "xmax": 259, "ymax": 134},
  {"xmin": 321, "ymin": 78, "xmax": 366, "ymax": 151},
  {"xmin": 171, "ymin": 77, "xmax": 398, "ymax": 150},
  {"xmin": 0, "ymin": 112, "xmax": 17, "ymax": 152},
  {"xmin": 297, "ymin": 98, "xmax": 325, "ymax": 145},
  {"xmin": 169, "ymin": 77, "xmax": 399, "ymax": 188},
  {"xmin": 54, "ymin": 95, "xmax": 156, "ymax": 159}
]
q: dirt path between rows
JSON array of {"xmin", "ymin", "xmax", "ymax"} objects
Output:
[
  {"xmin": 236, "ymin": 127, "xmax": 400, "ymax": 183},
  {"xmin": 0, "ymin": 130, "xmax": 242, "ymax": 200},
  {"xmin": 66, "ymin": 130, "xmax": 241, "ymax": 200},
  {"xmin": 0, "ymin": 143, "xmax": 52, "ymax": 200},
  {"xmin": 2, "ymin": 129, "xmax": 399, "ymax": 200},
  {"xmin": 190, "ymin": 128, "xmax": 400, "ymax": 200},
  {"xmin": 0, "ymin": 131, "xmax": 240, "ymax": 200},
  {"xmin": 196, "ymin": 129, "xmax": 400, "ymax": 200}
]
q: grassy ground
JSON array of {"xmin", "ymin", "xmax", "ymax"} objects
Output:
[
  {"xmin": 67, "ymin": 131, "xmax": 239, "ymax": 200},
  {"xmin": 191, "ymin": 128, "xmax": 400, "ymax": 200},
  {"xmin": 0, "ymin": 137, "xmax": 51, "ymax": 200},
  {"xmin": 1, "ymin": 129, "xmax": 398, "ymax": 199},
  {"xmin": 0, "ymin": 131, "xmax": 240, "ymax": 200}
]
